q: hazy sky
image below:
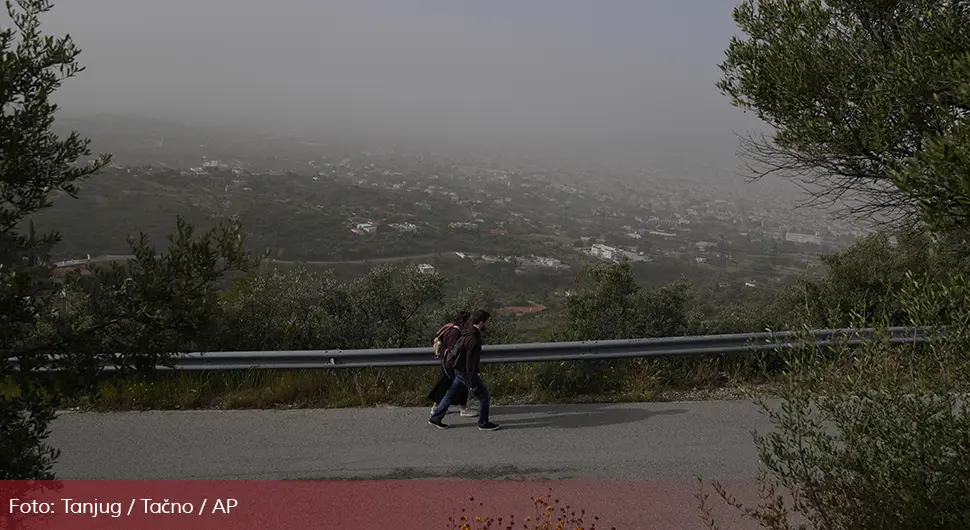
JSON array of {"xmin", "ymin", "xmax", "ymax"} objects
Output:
[{"xmin": 39, "ymin": 0, "xmax": 766, "ymax": 176}]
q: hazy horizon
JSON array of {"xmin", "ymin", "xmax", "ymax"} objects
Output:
[{"xmin": 37, "ymin": 1, "xmax": 770, "ymax": 182}]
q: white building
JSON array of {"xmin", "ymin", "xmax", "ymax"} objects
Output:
[
  {"xmin": 417, "ymin": 263, "xmax": 435, "ymax": 275},
  {"xmin": 356, "ymin": 223, "xmax": 377, "ymax": 234},
  {"xmin": 54, "ymin": 256, "xmax": 90, "ymax": 268},
  {"xmin": 532, "ymin": 256, "xmax": 563, "ymax": 268},
  {"xmin": 590, "ymin": 244, "xmax": 620, "ymax": 262},
  {"xmin": 785, "ymin": 232, "xmax": 822, "ymax": 245},
  {"xmin": 390, "ymin": 222, "xmax": 418, "ymax": 233},
  {"xmin": 202, "ymin": 159, "xmax": 230, "ymax": 170}
]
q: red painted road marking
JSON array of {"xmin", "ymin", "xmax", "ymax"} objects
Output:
[{"xmin": 1, "ymin": 480, "xmax": 770, "ymax": 529}]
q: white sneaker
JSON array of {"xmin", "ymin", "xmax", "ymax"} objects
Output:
[
  {"xmin": 459, "ymin": 406, "xmax": 479, "ymax": 418},
  {"xmin": 432, "ymin": 404, "xmax": 455, "ymax": 415}
]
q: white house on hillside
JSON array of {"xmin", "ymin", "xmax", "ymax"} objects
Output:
[
  {"xmin": 356, "ymin": 223, "xmax": 377, "ymax": 234},
  {"xmin": 590, "ymin": 244, "xmax": 620, "ymax": 262}
]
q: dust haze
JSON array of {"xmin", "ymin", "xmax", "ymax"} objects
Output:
[{"xmin": 43, "ymin": 0, "xmax": 769, "ymax": 183}]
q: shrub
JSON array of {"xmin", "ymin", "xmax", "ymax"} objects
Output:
[
  {"xmin": 555, "ymin": 261, "xmax": 692, "ymax": 341},
  {"xmin": 698, "ymin": 272, "xmax": 970, "ymax": 529}
]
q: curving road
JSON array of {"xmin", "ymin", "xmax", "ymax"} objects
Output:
[{"xmin": 50, "ymin": 401, "xmax": 778, "ymax": 528}]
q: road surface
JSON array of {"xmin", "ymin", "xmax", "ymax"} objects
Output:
[
  {"xmin": 76, "ymin": 252, "xmax": 451, "ymax": 267},
  {"xmin": 52, "ymin": 401, "xmax": 769, "ymax": 480},
  {"xmin": 49, "ymin": 401, "xmax": 779, "ymax": 528}
]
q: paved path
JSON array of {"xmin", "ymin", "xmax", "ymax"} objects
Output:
[
  {"xmin": 49, "ymin": 401, "xmax": 778, "ymax": 528},
  {"xmin": 51, "ymin": 401, "xmax": 769, "ymax": 480}
]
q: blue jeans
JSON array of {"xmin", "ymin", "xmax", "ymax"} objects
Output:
[{"xmin": 430, "ymin": 371, "xmax": 490, "ymax": 426}]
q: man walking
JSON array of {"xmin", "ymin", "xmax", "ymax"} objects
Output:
[{"xmin": 429, "ymin": 310, "xmax": 499, "ymax": 431}]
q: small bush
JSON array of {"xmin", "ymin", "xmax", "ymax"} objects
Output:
[{"xmin": 698, "ymin": 272, "xmax": 970, "ymax": 529}]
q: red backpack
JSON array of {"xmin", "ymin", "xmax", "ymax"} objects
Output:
[{"xmin": 432, "ymin": 323, "xmax": 457, "ymax": 358}]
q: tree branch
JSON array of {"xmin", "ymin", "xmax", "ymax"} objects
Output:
[{"xmin": 3, "ymin": 316, "xmax": 126, "ymax": 362}]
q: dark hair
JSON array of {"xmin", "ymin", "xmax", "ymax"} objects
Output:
[
  {"xmin": 452, "ymin": 310, "xmax": 471, "ymax": 326},
  {"xmin": 470, "ymin": 310, "xmax": 490, "ymax": 325}
]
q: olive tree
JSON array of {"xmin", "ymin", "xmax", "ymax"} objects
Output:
[
  {"xmin": 718, "ymin": 0, "xmax": 970, "ymax": 224},
  {"xmin": 892, "ymin": 53, "xmax": 970, "ymax": 231},
  {"xmin": 702, "ymin": 2, "xmax": 970, "ymax": 526},
  {"xmin": 699, "ymin": 272, "xmax": 970, "ymax": 529},
  {"xmin": 217, "ymin": 264, "xmax": 447, "ymax": 351},
  {"xmin": 1, "ymin": 0, "xmax": 255, "ymax": 479}
]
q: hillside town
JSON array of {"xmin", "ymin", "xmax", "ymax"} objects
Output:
[{"xmin": 93, "ymin": 149, "xmax": 871, "ymax": 272}]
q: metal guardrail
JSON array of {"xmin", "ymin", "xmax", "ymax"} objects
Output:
[{"xmin": 56, "ymin": 325, "xmax": 929, "ymax": 371}]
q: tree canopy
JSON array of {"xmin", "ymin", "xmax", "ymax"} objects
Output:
[{"xmin": 718, "ymin": 0, "xmax": 970, "ymax": 225}]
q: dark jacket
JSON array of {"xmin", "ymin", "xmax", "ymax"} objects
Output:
[{"xmin": 452, "ymin": 324, "xmax": 484, "ymax": 382}]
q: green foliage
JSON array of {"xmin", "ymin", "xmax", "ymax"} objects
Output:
[
  {"xmin": 700, "ymin": 273, "xmax": 970, "ymax": 529},
  {"xmin": 1, "ymin": 1, "xmax": 255, "ymax": 479},
  {"xmin": 538, "ymin": 262, "xmax": 700, "ymax": 399},
  {"xmin": 0, "ymin": 0, "xmax": 109, "ymax": 480},
  {"xmin": 347, "ymin": 264, "xmax": 446, "ymax": 347},
  {"xmin": 798, "ymin": 228, "xmax": 933, "ymax": 326},
  {"xmin": 632, "ymin": 278, "xmax": 693, "ymax": 338},
  {"xmin": 220, "ymin": 265, "xmax": 443, "ymax": 350},
  {"xmin": 708, "ymin": 9, "xmax": 970, "ymax": 525},
  {"xmin": 75, "ymin": 236, "xmax": 970, "ymax": 412},
  {"xmin": 214, "ymin": 265, "xmax": 512, "ymax": 351},
  {"xmin": 216, "ymin": 267, "xmax": 349, "ymax": 351},
  {"xmin": 557, "ymin": 261, "xmax": 692, "ymax": 341},
  {"xmin": 430, "ymin": 284, "xmax": 515, "ymax": 345},
  {"xmin": 685, "ymin": 226, "xmax": 970, "ymax": 336},
  {"xmin": 718, "ymin": 0, "xmax": 970, "ymax": 221},
  {"xmin": 0, "ymin": 392, "xmax": 59, "ymax": 480},
  {"xmin": 3, "ymin": 218, "xmax": 256, "ymax": 479},
  {"xmin": 892, "ymin": 53, "xmax": 970, "ymax": 231},
  {"xmin": 777, "ymin": 226, "xmax": 970, "ymax": 328},
  {"xmin": 687, "ymin": 284, "xmax": 801, "ymax": 335}
]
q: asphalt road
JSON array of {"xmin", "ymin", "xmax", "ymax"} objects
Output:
[
  {"xmin": 51, "ymin": 401, "xmax": 771, "ymax": 481},
  {"xmin": 79, "ymin": 252, "xmax": 447, "ymax": 267},
  {"xmin": 47, "ymin": 401, "xmax": 779, "ymax": 529}
]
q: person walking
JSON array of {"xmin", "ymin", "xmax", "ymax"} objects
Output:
[
  {"xmin": 429, "ymin": 310, "xmax": 499, "ymax": 431},
  {"xmin": 427, "ymin": 311, "xmax": 477, "ymax": 417}
]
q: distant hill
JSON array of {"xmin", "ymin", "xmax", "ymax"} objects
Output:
[{"xmin": 55, "ymin": 113, "xmax": 364, "ymax": 171}]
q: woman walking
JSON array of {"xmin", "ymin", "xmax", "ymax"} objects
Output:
[{"xmin": 427, "ymin": 311, "xmax": 477, "ymax": 417}]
